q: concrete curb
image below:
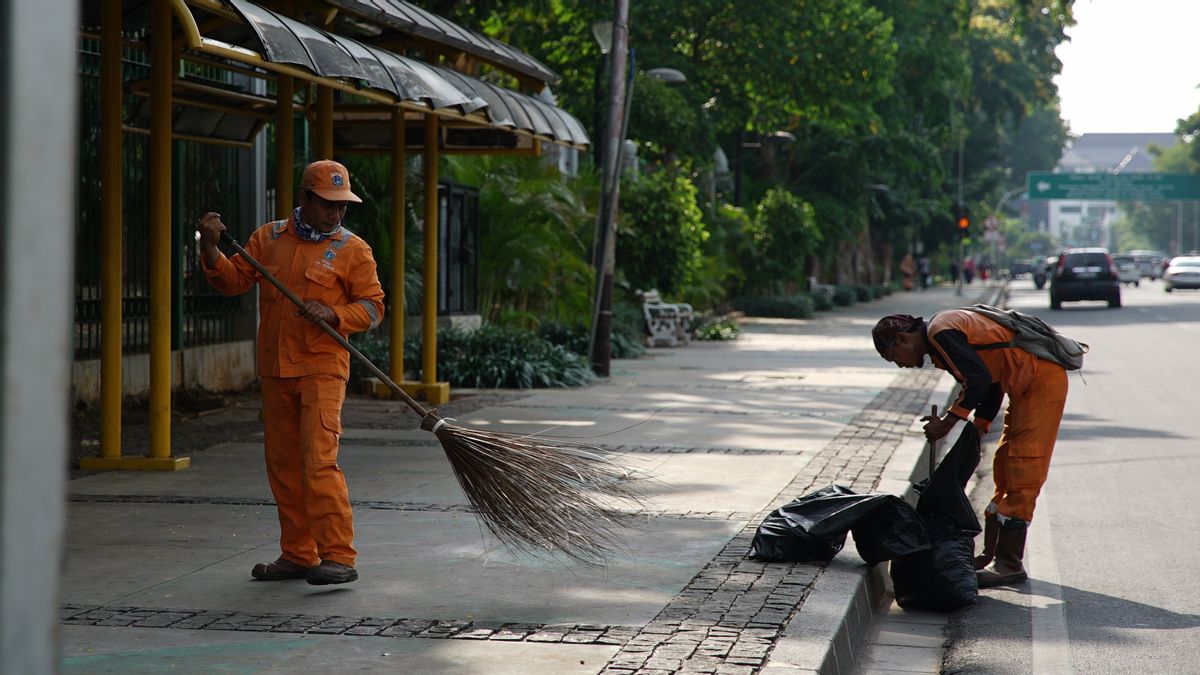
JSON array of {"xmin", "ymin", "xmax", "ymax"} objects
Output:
[{"xmin": 761, "ymin": 283, "xmax": 1007, "ymax": 675}]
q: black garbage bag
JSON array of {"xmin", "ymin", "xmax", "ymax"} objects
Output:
[
  {"xmin": 750, "ymin": 485, "xmax": 927, "ymax": 564},
  {"xmin": 891, "ymin": 515, "xmax": 979, "ymax": 611},
  {"xmin": 913, "ymin": 423, "xmax": 982, "ymax": 535},
  {"xmin": 890, "ymin": 424, "xmax": 983, "ymax": 611},
  {"xmin": 850, "ymin": 496, "xmax": 931, "ymax": 565}
]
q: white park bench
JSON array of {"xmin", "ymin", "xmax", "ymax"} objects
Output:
[
  {"xmin": 808, "ymin": 276, "xmax": 836, "ymax": 302},
  {"xmin": 639, "ymin": 289, "xmax": 694, "ymax": 347}
]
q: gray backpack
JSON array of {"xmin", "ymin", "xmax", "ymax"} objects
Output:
[{"xmin": 962, "ymin": 304, "xmax": 1088, "ymax": 370}]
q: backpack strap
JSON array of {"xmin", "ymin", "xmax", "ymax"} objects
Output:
[{"xmin": 972, "ymin": 341, "xmax": 1016, "ymax": 352}]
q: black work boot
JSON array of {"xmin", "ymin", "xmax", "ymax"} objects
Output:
[
  {"xmin": 251, "ymin": 558, "xmax": 313, "ymax": 581},
  {"xmin": 977, "ymin": 521, "xmax": 1028, "ymax": 588},
  {"xmin": 973, "ymin": 510, "xmax": 999, "ymax": 570},
  {"xmin": 306, "ymin": 560, "xmax": 358, "ymax": 585}
]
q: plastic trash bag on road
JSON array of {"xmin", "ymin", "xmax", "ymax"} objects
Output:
[
  {"xmin": 891, "ymin": 424, "xmax": 982, "ymax": 611},
  {"xmin": 749, "ymin": 485, "xmax": 928, "ymax": 564}
]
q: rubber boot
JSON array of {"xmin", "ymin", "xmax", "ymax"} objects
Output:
[
  {"xmin": 977, "ymin": 524, "xmax": 1028, "ymax": 588},
  {"xmin": 973, "ymin": 510, "xmax": 999, "ymax": 570}
]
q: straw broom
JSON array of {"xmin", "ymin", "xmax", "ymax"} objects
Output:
[{"xmin": 220, "ymin": 233, "xmax": 644, "ymax": 561}]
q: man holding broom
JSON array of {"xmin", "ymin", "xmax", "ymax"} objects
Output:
[
  {"xmin": 871, "ymin": 310, "xmax": 1068, "ymax": 587},
  {"xmin": 197, "ymin": 159, "xmax": 385, "ymax": 585}
]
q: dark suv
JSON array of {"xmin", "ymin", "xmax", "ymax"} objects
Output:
[{"xmin": 1050, "ymin": 247, "xmax": 1121, "ymax": 309}]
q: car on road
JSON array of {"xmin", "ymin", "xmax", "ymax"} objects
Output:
[
  {"xmin": 1049, "ymin": 247, "xmax": 1121, "ymax": 309},
  {"xmin": 1163, "ymin": 256, "xmax": 1200, "ymax": 292},
  {"xmin": 1130, "ymin": 250, "xmax": 1166, "ymax": 279},
  {"xmin": 1111, "ymin": 254, "xmax": 1141, "ymax": 286}
]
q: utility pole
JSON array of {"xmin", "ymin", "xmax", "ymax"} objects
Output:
[
  {"xmin": 956, "ymin": 133, "xmax": 965, "ymax": 296},
  {"xmin": 587, "ymin": 0, "xmax": 629, "ymax": 376}
]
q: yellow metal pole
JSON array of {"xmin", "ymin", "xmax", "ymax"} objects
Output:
[
  {"xmin": 420, "ymin": 114, "xmax": 448, "ymax": 404},
  {"xmin": 315, "ymin": 85, "xmax": 333, "ymax": 159},
  {"xmin": 83, "ymin": 0, "xmax": 189, "ymax": 471},
  {"xmin": 276, "ymin": 74, "xmax": 294, "ymax": 219},
  {"xmin": 147, "ymin": 0, "xmax": 188, "ymax": 469},
  {"xmin": 389, "ymin": 109, "xmax": 406, "ymax": 384},
  {"xmin": 99, "ymin": 0, "xmax": 122, "ymax": 459}
]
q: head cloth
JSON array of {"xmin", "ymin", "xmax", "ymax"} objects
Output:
[{"xmin": 871, "ymin": 314, "xmax": 923, "ymax": 355}]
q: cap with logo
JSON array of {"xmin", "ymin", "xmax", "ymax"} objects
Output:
[{"xmin": 300, "ymin": 160, "xmax": 362, "ymax": 203}]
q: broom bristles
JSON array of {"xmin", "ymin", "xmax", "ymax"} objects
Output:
[{"xmin": 422, "ymin": 413, "xmax": 647, "ymax": 562}]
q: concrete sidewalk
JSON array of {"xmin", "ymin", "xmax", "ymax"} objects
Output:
[{"xmin": 61, "ymin": 283, "xmax": 1000, "ymax": 674}]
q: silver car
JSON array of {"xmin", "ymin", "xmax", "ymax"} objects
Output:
[
  {"xmin": 1163, "ymin": 256, "xmax": 1200, "ymax": 291},
  {"xmin": 1112, "ymin": 255, "xmax": 1141, "ymax": 286}
]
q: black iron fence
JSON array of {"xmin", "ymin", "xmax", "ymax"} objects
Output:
[{"xmin": 75, "ymin": 37, "xmax": 252, "ymax": 360}]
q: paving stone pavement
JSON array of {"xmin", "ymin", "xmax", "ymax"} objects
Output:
[
  {"xmin": 61, "ymin": 285, "xmax": 996, "ymax": 674},
  {"xmin": 596, "ymin": 369, "xmax": 940, "ymax": 675}
]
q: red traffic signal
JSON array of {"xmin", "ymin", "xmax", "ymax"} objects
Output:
[{"xmin": 953, "ymin": 203, "xmax": 970, "ymax": 231}]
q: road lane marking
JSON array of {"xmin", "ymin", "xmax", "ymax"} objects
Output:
[{"xmin": 1029, "ymin": 498, "xmax": 1072, "ymax": 674}]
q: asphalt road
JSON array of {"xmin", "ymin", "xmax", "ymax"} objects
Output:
[{"xmin": 944, "ymin": 277, "xmax": 1200, "ymax": 673}]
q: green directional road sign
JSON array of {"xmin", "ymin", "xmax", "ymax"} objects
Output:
[{"xmin": 1026, "ymin": 172, "xmax": 1200, "ymax": 201}]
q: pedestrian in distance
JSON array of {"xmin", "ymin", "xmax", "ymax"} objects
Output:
[
  {"xmin": 197, "ymin": 159, "xmax": 386, "ymax": 586},
  {"xmin": 870, "ymin": 310, "xmax": 1069, "ymax": 587},
  {"xmin": 917, "ymin": 256, "xmax": 932, "ymax": 291},
  {"xmin": 899, "ymin": 253, "xmax": 916, "ymax": 291}
]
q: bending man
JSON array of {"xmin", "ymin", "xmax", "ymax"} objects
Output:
[
  {"xmin": 871, "ymin": 310, "xmax": 1068, "ymax": 587},
  {"xmin": 198, "ymin": 160, "xmax": 385, "ymax": 586}
]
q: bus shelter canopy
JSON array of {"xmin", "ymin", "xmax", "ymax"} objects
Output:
[{"xmin": 80, "ymin": 0, "xmax": 588, "ymax": 150}]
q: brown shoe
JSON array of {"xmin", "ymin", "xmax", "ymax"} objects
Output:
[
  {"xmin": 977, "ymin": 526, "xmax": 1028, "ymax": 588},
  {"xmin": 974, "ymin": 510, "xmax": 999, "ymax": 570},
  {"xmin": 251, "ymin": 558, "xmax": 313, "ymax": 581},
  {"xmin": 306, "ymin": 560, "xmax": 358, "ymax": 585}
]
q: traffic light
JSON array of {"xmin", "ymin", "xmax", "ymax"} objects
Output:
[{"xmin": 954, "ymin": 203, "xmax": 970, "ymax": 234}]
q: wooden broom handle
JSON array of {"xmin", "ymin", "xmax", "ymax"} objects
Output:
[{"xmin": 220, "ymin": 231, "xmax": 430, "ymax": 418}]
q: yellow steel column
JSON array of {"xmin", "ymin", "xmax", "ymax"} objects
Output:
[
  {"xmin": 420, "ymin": 114, "xmax": 449, "ymax": 404},
  {"xmin": 390, "ymin": 110, "xmax": 408, "ymax": 386},
  {"xmin": 315, "ymin": 85, "xmax": 333, "ymax": 159},
  {"xmin": 89, "ymin": 0, "xmax": 189, "ymax": 469},
  {"xmin": 275, "ymin": 75, "xmax": 294, "ymax": 219},
  {"xmin": 147, "ymin": 0, "xmax": 188, "ymax": 469},
  {"xmin": 99, "ymin": 0, "xmax": 122, "ymax": 459}
]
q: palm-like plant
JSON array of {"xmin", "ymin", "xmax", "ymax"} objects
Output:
[{"xmin": 446, "ymin": 155, "xmax": 598, "ymax": 328}]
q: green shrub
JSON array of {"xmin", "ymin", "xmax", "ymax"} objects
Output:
[
  {"xmin": 740, "ymin": 188, "xmax": 822, "ymax": 294},
  {"xmin": 733, "ymin": 294, "xmax": 816, "ymax": 319},
  {"xmin": 617, "ymin": 169, "xmax": 708, "ymax": 296},
  {"xmin": 852, "ymin": 285, "xmax": 873, "ymax": 302},
  {"xmin": 437, "ymin": 325, "xmax": 595, "ymax": 388},
  {"xmin": 876, "ymin": 284, "xmax": 893, "ymax": 297},
  {"xmin": 692, "ymin": 315, "xmax": 740, "ymax": 341},
  {"xmin": 811, "ymin": 292, "xmax": 834, "ymax": 311},
  {"xmin": 536, "ymin": 302, "xmax": 647, "ymax": 361},
  {"xmin": 832, "ymin": 285, "xmax": 857, "ymax": 306},
  {"xmin": 612, "ymin": 300, "xmax": 648, "ymax": 359},
  {"xmin": 348, "ymin": 333, "xmax": 402, "ymax": 384}
]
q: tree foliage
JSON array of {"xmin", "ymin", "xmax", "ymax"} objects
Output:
[
  {"xmin": 430, "ymin": 0, "xmax": 1075, "ymax": 303},
  {"xmin": 616, "ymin": 168, "xmax": 708, "ymax": 295}
]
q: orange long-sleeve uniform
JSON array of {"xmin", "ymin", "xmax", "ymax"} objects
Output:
[
  {"xmin": 202, "ymin": 217, "xmax": 384, "ymax": 568},
  {"xmin": 926, "ymin": 309, "xmax": 1068, "ymax": 522}
]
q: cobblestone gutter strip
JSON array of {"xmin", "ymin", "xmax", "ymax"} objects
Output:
[
  {"xmin": 341, "ymin": 437, "xmax": 803, "ymax": 456},
  {"xmin": 64, "ymin": 494, "xmax": 754, "ymax": 522},
  {"xmin": 59, "ymin": 604, "xmax": 638, "ymax": 644},
  {"xmin": 599, "ymin": 368, "xmax": 940, "ymax": 675}
]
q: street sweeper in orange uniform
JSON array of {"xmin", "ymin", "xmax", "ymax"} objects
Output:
[
  {"xmin": 872, "ymin": 310, "xmax": 1068, "ymax": 587},
  {"xmin": 198, "ymin": 160, "xmax": 385, "ymax": 586}
]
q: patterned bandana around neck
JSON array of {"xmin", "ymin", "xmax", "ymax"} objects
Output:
[{"xmin": 292, "ymin": 206, "xmax": 342, "ymax": 242}]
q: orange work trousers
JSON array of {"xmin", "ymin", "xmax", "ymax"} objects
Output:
[
  {"xmin": 261, "ymin": 373, "xmax": 356, "ymax": 567},
  {"xmin": 990, "ymin": 362, "xmax": 1068, "ymax": 522}
]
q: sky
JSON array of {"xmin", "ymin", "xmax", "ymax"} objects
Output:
[{"xmin": 1054, "ymin": 0, "xmax": 1200, "ymax": 135}]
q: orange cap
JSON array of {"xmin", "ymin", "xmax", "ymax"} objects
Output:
[{"xmin": 300, "ymin": 160, "xmax": 362, "ymax": 203}]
